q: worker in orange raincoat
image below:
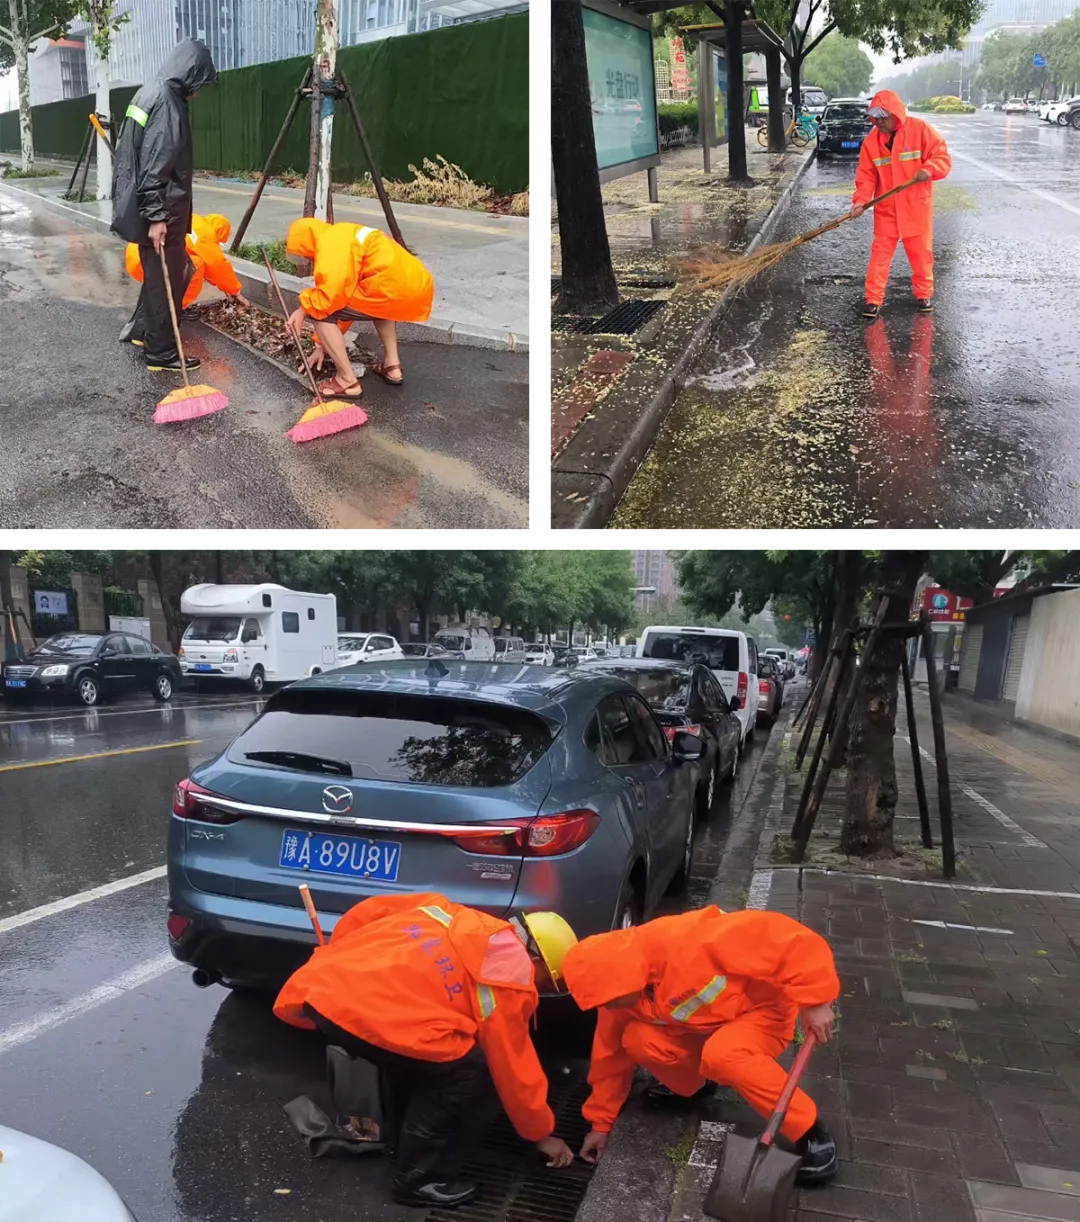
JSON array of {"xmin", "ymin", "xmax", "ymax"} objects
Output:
[
  {"xmin": 123, "ymin": 212, "xmax": 249, "ymax": 343},
  {"xmin": 851, "ymin": 89, "xmax": 952, "ymax": 319},
  {"xmin": 562, "ymin": 907, "xmax": 841, "ymax": 1183},
  {"xmin": 274, "ymin": 893, "xmax": 578, "ymax": 1210},
  {"xmin": 284, "ymin": 217, "xmax": 435, "ymax": 403}
]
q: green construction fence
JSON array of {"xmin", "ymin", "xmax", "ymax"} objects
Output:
[{"xmin": 0, "ymin": 13, "xmax": 527, "ymax": 192}]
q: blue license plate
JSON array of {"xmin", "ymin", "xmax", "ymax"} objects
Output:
[
  {"xmin": 279, "ymin": 828, "xmax": 402, "ymax": 882},
  {"xmin": 5, "ymin": 679, "xmax": 27, "ymax": 688},
  {"xmin": 842, "ymin": 141, "xmax": 859, "ymax": 148},
  {"xmin": 193, "ymin": 663, "xmax": 213, "ymax": 672}
]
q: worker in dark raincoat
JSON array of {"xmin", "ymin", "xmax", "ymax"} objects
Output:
[{"xmin": 111, "ymin": 38, "xmax": 217, "ymax": 372}]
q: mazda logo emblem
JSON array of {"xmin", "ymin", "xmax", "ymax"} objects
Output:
[{"xmin": 322, "ymin": 785, "xmax": 354, "ymax": 814}]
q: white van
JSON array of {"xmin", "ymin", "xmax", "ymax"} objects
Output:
[
  {"xmin": 493, "ymin": 635, "xmax": 527, "ymax": 663},
  {"xmin": 430, "ymin": 625, "xmax": 496, "ymax": 661},
  {"xmin": 636, "ymin": 625, "xmax": 760, "ymax": 743},
  {"xmin": 179, "ymin": 584, "xmax": 338, "ymax": 693},
  {"xmin": 787, "ymin": 86, "xmax": 828, "ymax": 117}
]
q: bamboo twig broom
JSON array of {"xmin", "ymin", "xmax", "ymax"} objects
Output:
[{"xmin": 679, "ymin": 178, "xmax": 919, "ymax": 294}]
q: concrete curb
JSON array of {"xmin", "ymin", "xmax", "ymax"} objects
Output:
[
  {"xmin": 551, "ymin": 151, "xmax": 815, "ymax": 530},
  {"xmin": 0, "ymin": 179, "xmax": 527, "ymax": 353}
]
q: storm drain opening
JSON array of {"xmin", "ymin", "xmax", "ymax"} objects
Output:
[
  {"xmin": 552, "ymin": 299, "xmax": 666, "ymax": 336},
  {"xmin": 619, "ymin": 277, "xmax": 676, "ymax": 289},
  {"xmin": 551, "ymin": 277, "xmax": 563, "ymax": 295},
  {"xmin": 803, "ymin": 272, "xmax": 858, "ymax": 286},
  {"xmin": 423, "ymin": 1076, "xmax": 594, "ymax": 1222}
]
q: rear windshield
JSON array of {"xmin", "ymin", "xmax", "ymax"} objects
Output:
[
  {"xmin": 641, "ymin": 631, "xmax": 740, "ymax": 672},
  {"xmin": 185, "ymin": 617, "xmax": 241, "ymax": 642},
  {"xmin": 825, "ymin": 104, "xmax": 865, "ymax": 122},
  {"xmin": 607, "ymin": 667, "xmax": 690, "ymax": 709},
  {"xmin": 230, "ymin": 688, "xmax": 554, "ymax": 787}
]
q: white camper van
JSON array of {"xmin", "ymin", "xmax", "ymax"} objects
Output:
[
  {"xmin": 179, "ymin": 584, "xmax": 338, "ymax": 693},
  {"xmin": 430, "ymin": 625, "xmax": 496, "ymax": 660}
]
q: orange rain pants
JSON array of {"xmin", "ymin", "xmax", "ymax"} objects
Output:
[
  {"xmin": 125, "ymin": 212, "xmax": 243, "ymax": 308},
  {"xmin": 866, "ymin": 221, "xmax": 934, "ymax": 306},
  {"xmin": 562, "ymin": 908, "xmax": 840, "ymax": 1142}
]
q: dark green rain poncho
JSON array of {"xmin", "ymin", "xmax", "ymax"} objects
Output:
[{"xmin": 111, "ymin": 38, "xmax": 217, "ymax": 244}]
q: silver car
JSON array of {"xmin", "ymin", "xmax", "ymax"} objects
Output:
[
  {"xmin": 166, "ymin": 662, "xmax": 704, "ymax": 991},
  {"xmin": 0, "ymin": 1126, "xmax": 136, "ymax": 1221}
]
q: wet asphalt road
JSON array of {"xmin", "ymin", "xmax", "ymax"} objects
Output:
[
  {"xmin": 612, "ymin": 111, "xmax": 1080, "ymax": 528},
  {"xmin": 0, "ymin": 190, "xmax": 527, "ymax": 529},
  {"xmin": 0, "ymin": 686, "xmax": 778, "ymax": 1221}
]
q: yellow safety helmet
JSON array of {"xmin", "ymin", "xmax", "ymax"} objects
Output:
[{"xmin": 512, "ymin": 911, "xmax": 578, "ymax": 993}]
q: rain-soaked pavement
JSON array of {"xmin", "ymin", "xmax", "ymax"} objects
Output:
[
  {"xmin": 0, "ymin": 684, "xmax": 779, "ymax": 1221},
  {"xmin": 611, "ymin": 112, "xmax": 1080, "ymax": 528},
  {"xmin": 0, "ymin": 190, "xmax": 527, "ymax": 529}
]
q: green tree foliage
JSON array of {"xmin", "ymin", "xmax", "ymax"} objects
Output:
[
  {"xmin": 803, "ymin": 33, "xmax": 874, "ymax": 97},
  {"xmin": 0, "ymin": 0, "xmax": 75, "ymax": 73},
  {"xmin": 875, "ymin": 56, "xmax": 966, "ymax": 102},
  {"xmin": 974, "ymin": 16, "xmax": 1080, "ymax": 100},
  {"xmin": 927, "ymin": 551, "xmax": 1080, "ymax": 602}
]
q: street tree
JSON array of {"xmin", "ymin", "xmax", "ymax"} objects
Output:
[
  {"xmin": 840, "ymin": 551, "xmax": 926, "ymax": 858},
  {"xmin": 875, "ymin": 56, "xmax": 966, "ymax": 102},
  {"xmin": 928, "ymin": 550, "xmax": 1080, "ymax": 603},
  {"xmin": 552, "ymin": 0, "xmax": 619, "ymax": 316},
  {"xmin": 756, "ymin": 0, "xmax": 983, "ymax": 112},
  {"xmin": 803, "ymin": 33, "xmax": 873, "ymax": 97},
  {"xmin": 75, "ymin": 0, "xmax": 130, "ymax": 200},
  {"xmin": 0, "ymin": 0, "xmax": 76, "ymax": 172}
]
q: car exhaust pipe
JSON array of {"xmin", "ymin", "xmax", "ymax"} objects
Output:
[{"xmin": 191, "ymin": 968, "xmax": 220, "ymax": 989}]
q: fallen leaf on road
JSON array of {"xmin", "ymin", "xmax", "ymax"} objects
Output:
[{"xmin": 273, "ymin": 1188, "xmax": 292, "ymax": 1195}]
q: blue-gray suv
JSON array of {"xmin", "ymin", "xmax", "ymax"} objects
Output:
[{"xmin": 166, "ymin": 661, "xmax": 704, "ymax": 991}]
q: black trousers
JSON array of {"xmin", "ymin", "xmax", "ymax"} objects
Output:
[
  {"xmin": 126, "ymin": 225, "xmax": 192, "ymax": 363},
  {"xmin": 309, "ymin": 1008, "xmax": 483, "ymax": 1181}
]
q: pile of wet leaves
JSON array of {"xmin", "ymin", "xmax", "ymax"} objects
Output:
[{"xmin": 198, "ymin": 298, "xmax": 377, "ymax": 375}]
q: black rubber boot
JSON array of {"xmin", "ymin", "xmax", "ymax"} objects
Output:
[
  {"xmin": 643, "ymin": 1081, "xmax": 716, "ymax": 1110},
  {"xmin": 144, "ymin": 354, "xmax": 201, "ymax": 373},
  {"xmin": 916, "ymin": 297, "xmax": 935, "ymax": 313},
  {"xmin": 795, "ymin": 1121, "xmax": 838, "ymax": 1185},
  {"xmin": 862, "ymin": 301, "xmax": 881, "ymax": 319},
  {"xmin": 391, "ymin": 1170, "xmax": 479, "ymax": 1208}
]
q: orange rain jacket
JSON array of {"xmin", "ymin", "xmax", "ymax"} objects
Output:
[
  {"xmin": 124, "ymin": 212, "xmax": 243, "ymax": 308},
  {"xmin": 286, "ymin": 217, "xmax": 434, "ymax": 325},
  {"xmin": 274, "ymin": 892, "xmax": 555, "ymax": 1143},
  {"xmin": 563, "ymin": 908, "xmax": 840, "ymax": 1132},
  {"xmin": 853, "ymin": 90, "xmax": 952, "ymax": 239}
]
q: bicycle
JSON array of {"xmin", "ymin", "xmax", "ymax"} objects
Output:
[{"xmin": 757, "ymin": 109, "xmax": 818, "ymax": 148}]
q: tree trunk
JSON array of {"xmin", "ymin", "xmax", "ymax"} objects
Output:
[
  {"xmin": 313, "ymin": 0, "xmax": 339, "ymax": 221},
  {"xmin": 148, "ymin": 553, "xmax": 180, "ymax": 649},
  {"xmin": 11, "ymin": 0, "xmax": 34, "ymax": 173},
  {"xmin": 94, "ymin": 65, "xmax": 112, "ymax": 200},
  {"xmin": 840, "ymin": 552, "xmax": 925, "ymax": 858},
  {"xmin": 417, "ymin": 600, "xmax": 430, "ymax": 641},
  {"xmin": 551, "ymin": 0, "xmax": 618, "ymax": 316},
  {"xmin": 723, "ymin": 0, "xmax": 751, "ymax": 184},
  {"xmin": 765, "ymin": 45, "xmax": 785, "ymax": 153}
]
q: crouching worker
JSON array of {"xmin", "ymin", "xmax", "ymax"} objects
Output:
[
  {"xmin": 284, "ymin": 218, "xmax": 434, "ymax": 401},
  {"xmin": 562, "ymin": 907, "xmax": 841, "ymax": 1184},
  {"xmin": 123, "ymin": 213, "xmax": 249, "ymax": 339},
  {"xmin": 274, "ymin": 893, "xmax": 578, "ymax": 1209}
]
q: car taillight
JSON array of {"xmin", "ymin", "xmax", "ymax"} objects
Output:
[
  {"xmin": 662, "ymin": 724, "xmax": 702, "ymax": 742},
  {"xmin": 167, "ymin": 913, "xmax": 190, "ymax": 940},
  {"xmin": 759, "ymin": 680, "xmax": 772, "ymax": 695},
  {"xmin": 173, "ymin": 777, "xmax": 243, "ymax": 824},
  {"xmin": 452, "ymin": 810, "xmax": 601, "ymax": 857},
  {"xmin": 738, "ymin": 671, "xmax": 749, "ymax": 702}
]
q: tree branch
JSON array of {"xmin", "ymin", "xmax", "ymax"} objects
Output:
[
  {"xmin": 803, "ymin": 18, "xmax": 837, "ymax": 58},
  {"xmin": 29, "ymin": 21, "xmax": 64, "ymax": 42}
]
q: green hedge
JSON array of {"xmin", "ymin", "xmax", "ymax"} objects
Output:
[
  {"xmin": 1, "ymin": 14, "xmax": 527, "ymax": 192},
  {"xmin": 658, "ymin": 101, "xmax": 699, "ymax": 137}
]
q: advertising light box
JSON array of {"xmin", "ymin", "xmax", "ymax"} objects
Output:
[{"xmin": 583, "ymin": 2, "xmax": 660, "ymax": 176}]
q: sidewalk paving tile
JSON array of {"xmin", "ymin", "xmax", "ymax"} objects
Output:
[{"xmin": 1017, "ymin": 1166, "xmax": 1080, "ymax": 1196}]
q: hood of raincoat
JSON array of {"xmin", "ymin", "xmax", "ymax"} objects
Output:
[
  {"xmin": 562, "ymin": 928, "xmax": 652, "ymax": 1009},
  {"xmin": 287, "ymin": 217, "xmax": 329, "ymax": 260},
  {"xmin": 202, "ymin": 212, "xmax": 231, "ymax": 243},
  {"xmin": 158, "ymin": 38, "xmax": 217, "ymax": 95},
  {"xmin": 868, "ymin": 89, "xmax": 907, "ymax": 124}
]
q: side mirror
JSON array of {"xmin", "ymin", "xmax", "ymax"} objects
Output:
[
  {"xmin": 673, "ymin": 730, "xmax": 706, "ymax": 761},
  {"xmin": 729, "ymin": 696, "xmax": 741, "ymax": 712}
]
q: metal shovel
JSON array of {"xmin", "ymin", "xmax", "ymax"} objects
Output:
[{"xmin": 703, "ymin": 1031, "xmax": 818, "ymax": 1222}]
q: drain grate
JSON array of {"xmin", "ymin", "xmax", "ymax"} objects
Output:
[
  {"xmin": 551, "ymin": 277, "xmax": 563, "ymax": 295},
  {"xmin": 619, "ymin": 277, "xmax": 676, "ymax": 289},
  {"xmin": 552, "ymin": 299, "xmax": 666, "ymax": 336},
  {"xmin": 803, "ymin": 273, "xmax": 857, "ymax": 286}
]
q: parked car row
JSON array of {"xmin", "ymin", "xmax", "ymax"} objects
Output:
[{"xmin": 2, "ymin": 631, "xmax": 181, "ymax": 707}]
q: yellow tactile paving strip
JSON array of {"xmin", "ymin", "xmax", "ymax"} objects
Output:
[{"xmin": 947, "ymin": 722, "xmax": 1074, "ymax": 790}]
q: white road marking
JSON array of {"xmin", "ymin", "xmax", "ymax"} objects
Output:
[
  {"xmin": 688, "ymin": 1120, "xmax": 735, "ymax": 1169},
  {"xmin": 907, "ymin": 919, "xmax": 1014, "ymax": 935},
  {"xmin": 948, "ymin": 147, "xmax": 1080, "ymax": 219},
  {"xmin": 0, "ymin": 865, "xmax": 167, "ymax": 936},
  {"xmin": 0, "ymin": 954, "xmax": 180, "ymax": 1056},
  {"xmin": 797, "ymin": 867, "xmax": 1080, "ymax": 900},
  {"xmin": 0, "ymin": 697, "xmax": 261, "ymax": 728},
  {"xmin": 746, "ymin": 870, "xmax": 774, "ymax": 909}
]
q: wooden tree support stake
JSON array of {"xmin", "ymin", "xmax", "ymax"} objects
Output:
[
  {"xmin": 921, "ymin": 613, "xmax": 956, "ymax": 878},
  {"xmin": 901, "ymin": 647, "xmax": 933, "ymax": 849}
]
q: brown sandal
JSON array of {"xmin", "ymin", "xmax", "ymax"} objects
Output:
[
  {"xmin": 318, "ymin": 375, "xmax": 363, "ymax": 399},
  {"xmin": 370, "ymin": 362, "xmax": 404, "ymax": 386}
]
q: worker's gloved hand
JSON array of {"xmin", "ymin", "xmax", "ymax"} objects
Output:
[
  {"xmin": 850, "ymin": 204, "xmax": 866, "ymax": 218},
  {"xmin": 536, "ymin": 1135, "xmax": 575, "ymax": 1168},
  {"xmin": 914, "ymin": 168, "xmax": 932, "ymax": 182},
  {"xmin": 149, "ymin": 221, "xmax": 167, "ymax": 253},
  {"xmin": 579, "ymin": 1130, "xmax": 609, "ymax": 1164},
  {"xmin": 800, "ymin": 1002, "xmax": 836, "ymax": 1045}
]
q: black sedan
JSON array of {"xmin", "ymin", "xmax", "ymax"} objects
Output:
[
  {"xmin": 580, "ymin": 657, "xmax": 741, "ymax": 816},
  {"xmin": 816, "ymin": 99, "xmax": 872, "ymax": 157},
  {"xmin": 1, "ymin": 631, "xmax": 182, "ymax": 707}
]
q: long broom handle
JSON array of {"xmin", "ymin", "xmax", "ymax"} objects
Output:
[
  {"xmin": 159, "ymin": 243, "xmax": 190, "ymax": 392},
  {"xmin": 262, "ymin": 251, "xmax": 325, "ymax": 405},
  {"xmin": 298, "ymin": 883, "xmax": 326, "ymax": 945},
  {"xmin": 806, "ymin": 178, "xmax": 921, "ymax": 245}
]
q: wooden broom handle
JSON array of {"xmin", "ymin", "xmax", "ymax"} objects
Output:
[
  {"xmin": 159, "ymin": 242, "xmax": 190, "ymax": 391},
  {"xmin": 298, "ymin": 883, "xmax": 325, "ymax": 945},
  {"xmin": 263, "ymin": 252, "xmax": 325, "ymax": 404},
  {"xmin": 862, "ymin": 176, "xmax": 921, "ymax": 212}
]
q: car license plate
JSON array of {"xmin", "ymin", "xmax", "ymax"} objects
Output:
[
  {"xmin": 5, "ymin": 679, "xmax": 27, "ymax": 688},
  {"xmin": 279, "ymin": 828, "xmax": 402, "ymax": 882},
  {"xmin": 193, "ymin": 663, "xmax": 213, "ymax": 672},
  {"xmin": 842, "ymin": 141, "xmax": 859, "ymax": 148}
]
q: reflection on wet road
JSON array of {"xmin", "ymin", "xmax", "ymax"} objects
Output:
[
  {"xmin": 0, "ymin": 689, "xmax": 778, "ymax": 1221},
  {"xmin": 612, "ymin": 113, "xmax": 1080, "ymax": 528}
]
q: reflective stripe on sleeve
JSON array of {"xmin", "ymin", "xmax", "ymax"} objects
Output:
[
  {"xmin": 126, "ymin": 104, "xmax": 149, "ymax": 127},
  {"xmin": 670, "ymin": 975, "xmax": 727, "ymax": 1021},
  {"xmin": 477, "ymin": 983, "xmax": 497, "ymax": 1020},
  {"xmin": 419, "ymin": 904, "xmax": 454, "ymax": 927},
  {"xmin": 355, "ymin": 226, "xmax": 376, "ymax": 246},
  {"xmin": 872, "ymin": 156, "xmax": 891, "ymax": 166}
]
